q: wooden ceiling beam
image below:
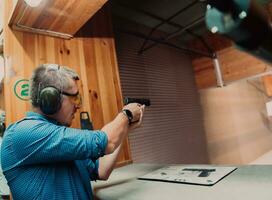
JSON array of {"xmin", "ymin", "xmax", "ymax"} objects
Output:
[{"xmin": 9, "ymin": 0, "xmax": 108, "ymax": 39}]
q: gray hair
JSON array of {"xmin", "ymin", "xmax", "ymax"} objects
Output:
[{"xmin": 29, "ymin": 63, "xmax": 80, "ymax": 107}]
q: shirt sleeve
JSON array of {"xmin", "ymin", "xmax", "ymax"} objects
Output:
[
  {"xmin": 3, "ymin": 119, "xmax": 108, "ymax": 166},
  {"xmin": 82, "ymin": 159, "xmax": 100, "ymax": 181}
]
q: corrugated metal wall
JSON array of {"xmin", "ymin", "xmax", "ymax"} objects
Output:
[{"xmin": 114, "ymin": 29, "xmax": 209, "ymax": 164}]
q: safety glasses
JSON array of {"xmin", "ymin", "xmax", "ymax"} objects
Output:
[{"xmin": 62, "ymin": 91, "xmax": 82, "ymax": 107}]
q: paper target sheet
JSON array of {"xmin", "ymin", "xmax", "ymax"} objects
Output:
[{"xmin": 139, "ymin": 165, "xmax": 237, "ymax": 186}]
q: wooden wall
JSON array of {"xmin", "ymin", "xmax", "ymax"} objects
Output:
[
  {"xmin": 190, "ymin": 1, "xmax": 272, "ymax": 90},
  {"xmin": 0, "ymin": 87, "xmax": 4, "ymax": 110},
  {"xmin": 9, "ymin": 0, "xmax": 108, "ymax": 38},
  {"xmin": 0, "ymin": 55, "xmax": 3, "ymax": 110},
  {"xmin": 191, "ymin": 32, "xmax": 272, "ymax": 164},
  {"xmin": 3, "ymin": 1, "xmax": 131, "ymax": 165},
  {"xmin": 192, "ymin": 46, "xmax": 270, "ymax": 89}
]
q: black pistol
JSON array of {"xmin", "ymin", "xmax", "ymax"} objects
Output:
[{"xmin": 124, "ymin": 97, "xmax": 151, "ymax": 106}]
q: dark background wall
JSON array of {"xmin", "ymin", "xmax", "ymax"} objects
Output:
[{"xmin": 113, "ymin": 19, "xmax": 209, "ymax": 164}]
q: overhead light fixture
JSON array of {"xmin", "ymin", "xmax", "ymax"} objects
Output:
[{"xmin": 24, "ymin": 0, "xmax": 43, "ymax": 7}]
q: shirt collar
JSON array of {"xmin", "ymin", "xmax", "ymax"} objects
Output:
[{"xmin": 26, "ymin": 111, "xmax": 60, "ymax": 125}]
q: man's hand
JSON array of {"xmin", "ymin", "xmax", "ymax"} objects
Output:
[
  {"xmin": 131, "ymin": 104, "xmax": 144, "ymax": 130},
  {"xmin": 102, "ymin": 103, "xmax": 145, "ymax": 154},
  {"xmin": 123, "ymin": 103, "xmax": 144, "ymax": 122}
]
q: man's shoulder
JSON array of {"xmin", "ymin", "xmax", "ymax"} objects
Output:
[
  {"xmin": 5, "ymin": 116, "xmax": 50, "ymax": 137},
  {"xmin": 8, "ymin": 116, "xmax": 40, "ymax": 127}
]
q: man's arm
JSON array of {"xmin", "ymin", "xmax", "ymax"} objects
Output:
[
  {"xmin": 2, "ymin": 104, "xmax": 143, "ymax": 168},
  {"xmin": 98, "ymin": 144, "xmax": 123, "ymax": 180},
  {"xmin": 98, "ymin": 104, "xmax": 145, "ymax": 180},
  {"xmin": 101, "ymin": 103, "xmax": 144, "ymax": 154}
]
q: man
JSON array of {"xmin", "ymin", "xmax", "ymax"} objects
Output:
[
  {"xmin": 1, "ymin": 64, "xmax": 144, "ymax": 200},
  {"xmin": 0, "ymin": 111, "xmax": 9, "ymax": 200}
]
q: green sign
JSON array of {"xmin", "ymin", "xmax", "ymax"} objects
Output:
[{"xmin": 14, "ymin": 79, "xmax": 30, "ymax": 101}]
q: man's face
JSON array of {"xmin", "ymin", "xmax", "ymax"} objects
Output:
[{"xmin": 55, "ymin": 79, "xmax": 81, "ymax": 126}]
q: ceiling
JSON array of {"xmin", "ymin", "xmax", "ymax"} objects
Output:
[
  {"xmin": 111, "ymin": 0, "xmax": 207, "ymax": 44},
  {"xmin": 110, "ymin": 0, "xmax": 271, "ymax": 56}
]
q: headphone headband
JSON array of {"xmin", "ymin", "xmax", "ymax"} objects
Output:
[{"xmin": 37, "ymin": 65, "xmax": 62, "ymax": 115}]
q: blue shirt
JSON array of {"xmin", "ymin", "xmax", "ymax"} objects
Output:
[
  {"xmin": 1, "ymin": 112, "xmax": 108, "ymax": 200},
  {"xmin": 0, "ymin": 137, "xmax": 10, "ymax": 196}
]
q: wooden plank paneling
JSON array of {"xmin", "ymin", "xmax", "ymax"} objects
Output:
[
  {"xmin": 192, "ymin": 47, "xmax": 269, "ymax": 89},
  {"xmin": 188, "ymin": 32, "xmax": 232, "ymax": 55},
  {"xmin": 0, "ymin": 88, "xmax": 4, "ymax": 110},
  {"xmin": 9, "ymin": 0, "xmax": 108, "ymax": 38},
  {"xmin": 79, "ymin": 8, "xmax": 131, "ymax": 163},
  {"xmin": 262, "ymin": 75, "xmax": 272, "ymax": 96},
  {"xmin": 3, "ymin": 1, "xmax": 131, "ymax": 166},
  {"xmin": 191, "ymin": 29, "xmax": 272, "ymax": 164},
  {"xmin": 0, "ymin": 54, "xmax": 4, "ymax": 110}
]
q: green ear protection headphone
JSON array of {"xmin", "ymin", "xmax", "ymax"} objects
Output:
[
  {"xmin": 37, "ymin": 86, "xmax": 63, "ymax": 115},
  {"xmin": 36, "ymin": 64, "xmax": 63, "ymax": 115}
]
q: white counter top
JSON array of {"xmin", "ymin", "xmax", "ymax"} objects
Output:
[{"xmin": 92, "ymin": 163, "xmax": 272, "ymax": 200}]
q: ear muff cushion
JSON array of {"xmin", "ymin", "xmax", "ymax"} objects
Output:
[{"xmin": 39, "ymin": 87, "xmax": 62, "ymax": 115}]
